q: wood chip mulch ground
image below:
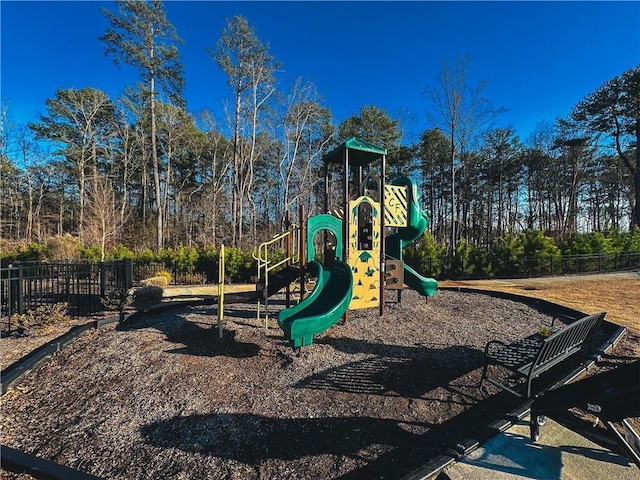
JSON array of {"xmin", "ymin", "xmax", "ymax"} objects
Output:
[{"xmin": 1, "ymin": 288, "xmax": 637, "ymax": 480}]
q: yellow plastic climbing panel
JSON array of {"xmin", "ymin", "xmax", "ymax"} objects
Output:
[{"xmin": 348, "ymin": 195, "xmax": 381, "ymax": 310}]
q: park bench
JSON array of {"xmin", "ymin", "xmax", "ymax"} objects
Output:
[{"xmin": 480, "ymin": 311, "xmax": 606, "ymax": 398}]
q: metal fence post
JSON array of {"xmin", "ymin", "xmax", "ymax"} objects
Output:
[
  {"xmin": 124, "ymin": 259, "xmax": 133, "ymax": 290},
  {"xmin": 17, "ymin": 263, "xmax": 24, "ymax": 314},
  {"xmin": 100, "ymin": 262, "xmax": 106, "ymax": 298}
]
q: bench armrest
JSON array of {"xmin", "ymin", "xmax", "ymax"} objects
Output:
[{"xmin": 550, "ymin": 314, "xmax": 576, "ymax": 328}]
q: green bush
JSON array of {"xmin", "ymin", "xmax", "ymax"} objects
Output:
[
  {"xmin": 404, "ymin": 231, "xmax": 444, "ymax": 277},
  {"xmin": 560, "ymin": 231, "xmax": 614, "ymax": 255},
  {"xmin": 158, "ymin": 245, "xmax": 200, "ymax": 274},
  {"xmin": 223, "ymin": 246, "xmax": 246, "ymax": 281},
  {"xmin": 102, "ymin": 289, "xmax": 133, "ymax": 312},
  {"xmin": 520, "ymin": 230, "xmax": 561, "ymax": 276},
  {"xmin": 137, "ymin": 248, "xmax": 157, "ymax": 264},
  {"xmin": 132, "ymin": 285, "xmax": 163, "ymax": 306},
  {"xmin": 490, "ymin": 229, "xmax": 525, "ymax": 278},
  {"xmin": 453, "ymin": 240, "xmax": 492, "ymax": 279},
  {"xmin": 80, "ymin": 244, "xmax": 103, "ymax": 261},
  {"xmin": 18, "ymin": 243, "xmax": 49, "ymax": 261},
  {"xmin": 0, "ymin": 242, "xmax": 49, "ymax": 262},
  {"xmin": 607, "ymin": 227, "xmax": 640, "ymax": 252},
  {"xmin": 111, "ymin": 244, "xmax": 135, "ymax": 259}
]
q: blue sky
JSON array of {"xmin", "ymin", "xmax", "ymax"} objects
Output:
[{"xmin": 2, "ymin": 1, "xmax": 639, "ymax": 144}]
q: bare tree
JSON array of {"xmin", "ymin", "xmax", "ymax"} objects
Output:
[
  {"xmin": 210, "ymin": 15, "xmax": 279, "ymax": 247},
  {"xmin": 425, "ymin": 55, "xmax": 504, "ymax": 253},
  {"xmin": 279, "ymin": 78, "xmax": 333, "ymax": 216},
  {"xmin": 29, "ymin": 88, "xmax": 116, "ymax": 243},
  {"xmin": 84, "ymin": 175, "xmax": 130, "ymax": 261}
]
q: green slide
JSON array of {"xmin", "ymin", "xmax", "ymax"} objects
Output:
[
  {"xmin": 386, "ymin": 176, "xmax": 438, "ymax": 297},
  {"xmin": 277, "ymin": 260, "xmax": 353, "ymax": 349}
]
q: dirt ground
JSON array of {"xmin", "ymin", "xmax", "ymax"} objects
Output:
[{"xmin": 1, "ymin": 274, "xmax": 638, "ymax": 479}]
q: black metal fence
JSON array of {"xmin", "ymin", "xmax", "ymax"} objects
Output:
[
  {"xmin": 1, "ymin": 251, "xmax": 637, "ymax": 335},
  {"xmin": 1, "ymin": 259, "xmax": 133, "ymax": 335},
  {"xmin": 132, "ymin": 260, "xmax": 218, "ymax": 285},
  {"xmin": 415, "ymin": 251, "xmax": 640, "ymax": 280}
]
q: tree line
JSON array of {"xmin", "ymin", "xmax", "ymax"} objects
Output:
[{"xmin": 1, "ymin": 0, "xmax": 638, "ymax": 263}]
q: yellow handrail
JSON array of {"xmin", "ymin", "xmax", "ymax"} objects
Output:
[
  {"xmin": 254, "ymin": 226, "xmax": 301, "ymax": 328},
  {"xmin": 253, "ymin": 228, "xmax": 300, "ymax": 279}
]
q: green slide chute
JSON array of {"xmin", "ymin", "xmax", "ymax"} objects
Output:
[
  {"xmin": 386, "ymin": 176, "xmax": 438, "ymax": 297},
  {"xmin": 277, "ymin": 260, "xmax": 353, "ymax": 349}
]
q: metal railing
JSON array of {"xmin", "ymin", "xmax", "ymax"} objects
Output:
[
  {"xmin": 254, "ymin": 226, "xmax": 301, "ymax": 327},
  {"xmin": 1, "ymin": 259, "xmax": 132, "ymax": 335},
  {"xmin": 411, "ymin": 251, "xmax": 640, "ymax": 280}
]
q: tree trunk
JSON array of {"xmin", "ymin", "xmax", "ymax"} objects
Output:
[{"xmin": 150, "ymin": 69, "xmax": 163, "ymax": 251}]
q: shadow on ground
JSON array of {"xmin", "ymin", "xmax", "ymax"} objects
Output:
[
  {"xmin": 139, "ymin": 335, "xmax": 526, "ymax": 479},
  {"xmin": 117, "ymin": 309, "xmax": 261, "ymax": 358},
  {"xmin": 303, "ymin": 337, "xmax": 483, "ymax": 399}
]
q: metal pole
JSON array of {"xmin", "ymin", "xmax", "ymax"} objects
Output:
[
  {"xmin": 380, "ymin": 153, "xmax": 386, "ymax": 316},
  {"xmin": 300, "ymin": 205, "xmax": 307, "ymax": 301},
  {"xmin": 285, "ymin": 210, "xmax": 292, "ymax": 307},
  {"xmin": 218, "ymin": 244, "xmax": 225, "ymax": 340},
  {"xmin": 342, "ymin": 148, "xmax": 349, "ymax": 323},
  {"xmin": 324, "ymin": 161, "xmax": 329, "ymax": 214}
]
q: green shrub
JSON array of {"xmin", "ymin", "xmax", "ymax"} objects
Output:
[
  {"xmin": 608, "ymin": 227, "xmax": 640, "ymax": 252},
  {"xmin": 102, "ymin": 289, "xmax": 133, "ymax": 312},
  {"xmin": 137, "ymin": 248, "xmax": 157, "ymax": 264},
  {"xmin": 1, "ymin": 242, "xmax": 49, "ymax": 261},
  {"xmin": 132, "ymin": 285, "xmax": 163, "ymax": 306},
  {"xmin": 521, "ymin": 230, "xmax": 560, "ymax": 257},
  {"xmin": 629, "ymin": 227, "xmax": 640, "ymax": 251},
  {"xmin": 453, "ymin": 240, "xmax": 492, "ymax": 279},
  {"xmin": 23, "ymin": 242, "xmax": 49, "ymax": 261},
  {"xmin": 404, "ymin": 231, "xmax": 445, "ymax": 277},
  {"xmin": 80, "ymin": 244, "xmax": 103, "ymax": 261},
  {"xmin": 490, "ymin": 229, "xmax": 525, "ymax": 278},
  {"xmin": 111, "ymin": 244, "xmax": 135, "ymax": 259},
  {"xmin": 158, "ymin": 245, "xmax": 200, "ymax": 274}
]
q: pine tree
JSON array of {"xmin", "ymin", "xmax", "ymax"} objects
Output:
[{"xmin": 101, "ymin": 0, "xmax": 185, "ymax": 250}]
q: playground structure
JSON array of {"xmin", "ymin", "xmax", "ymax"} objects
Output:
[{"xmin": 253, "ymin": 137, "xmax": 438, "ymax": 349}]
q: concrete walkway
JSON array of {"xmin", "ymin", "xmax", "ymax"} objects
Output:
[{"xmin": 443, "ymin": 416, "xmax": 639, "ymax": 480}]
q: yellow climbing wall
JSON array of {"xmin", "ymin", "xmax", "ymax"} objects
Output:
[{"xmin": 348, "ymin": 196, "xmax": 381, "ymax": 310}]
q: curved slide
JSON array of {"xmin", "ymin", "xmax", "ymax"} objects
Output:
[
  {"xmin": 277, "ymin": 260, "xmax": 353, "ymax": 349},
  {"xmin": 386, "ymin": 176, "xmax": 438, "ymax": 297}
]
